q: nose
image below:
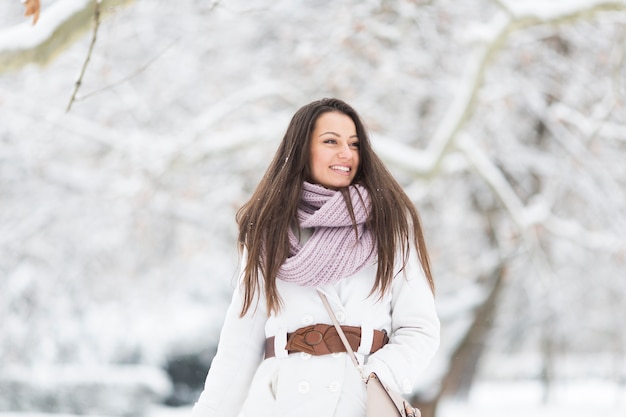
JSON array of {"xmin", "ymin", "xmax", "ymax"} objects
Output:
[{"xmin": 338, "ymin": 143, "xmax": 352, "ymax": 159}]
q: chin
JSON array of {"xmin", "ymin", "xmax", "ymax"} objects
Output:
[
  {"xmin": 329, "ymin": 182, "xmax": 352, "ymax": 189},
  {"xmin": 314, "ymin": 177, "xmax": 354, "ymax": 189}
]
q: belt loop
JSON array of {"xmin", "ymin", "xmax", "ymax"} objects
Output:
[
  {"xmin": 274, "ymin": 328, "xmax": 288, "ymax": 359},
  {"xmin": 357, "ymin": 324, "xmax": 374, "ymax": 355}
]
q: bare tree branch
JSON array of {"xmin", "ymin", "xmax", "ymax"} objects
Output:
[
  {"xmin": 66, "ymin": 0, "xmax": 102, "ymax": 113},
  {"xmin": 75, "ymin": 39, "xmax": 179, "ymax": 103}
]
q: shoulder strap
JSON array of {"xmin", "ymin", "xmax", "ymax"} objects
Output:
[{"xmin": 317, "ymin": 289, "xmax": 368, "ymax": 382}]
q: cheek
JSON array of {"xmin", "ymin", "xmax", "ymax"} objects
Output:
[
  {"xmin": 311, "ymin": 149, "xmax": 328, "ymax": 167},
  {"xmin": 309, "ymin": 151, "xmax": 319, "ymax": 170},
  {"xmin": 309, "ymin": 150, "xmax": 325, "ymax": 176},
  {"xmin": 353, "ymin": 154, "xmax": 360, "ymax": 172}
]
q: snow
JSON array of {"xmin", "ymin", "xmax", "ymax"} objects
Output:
[
  {"xmin": 0, "ymin": 365, "xmax": 172, "ymax": 417},
  {"xmin": 438, "ymin": 380, "xmax": 626, "ymax": 417},
  {"xmin": 3, "ymin": 380, "xmax": 622, "ymax": 417},
  {"xmin": 0, "ymin": 380, "xmax": 623, "ymax": 417}
]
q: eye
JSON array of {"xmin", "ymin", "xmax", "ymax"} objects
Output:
[
  {"xmin": 350, "ymin": 141, "xmax": 360, "ymax": 149},
  {"xmin": 323, "ymin": 139, "xmax": 337, "ymax": 144}
]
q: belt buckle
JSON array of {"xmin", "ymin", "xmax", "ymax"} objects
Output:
[
  {"xmin": 286, "ymin": 324, "xmax": 333, "ymax": 355},
  {"xmin": 303, "ymin": 329, "xmax": 324, "ymax": 346}
]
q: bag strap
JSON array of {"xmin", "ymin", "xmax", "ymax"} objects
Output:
[
  {"xmin": 318, "ymin": 291, "xmax": 420, "ymax": 417},
  {"xmin": 317, "ymin": 289, "xmax": 368, "ymax": 382}
]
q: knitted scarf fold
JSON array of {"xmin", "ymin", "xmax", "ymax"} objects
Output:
[{"xmin": 276, "ymin": 182, "xmax": 376, "ymax": 287}]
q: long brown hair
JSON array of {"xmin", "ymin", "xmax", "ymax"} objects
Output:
[{"xmin": 236, "ymin": 98, "xmax": 434, "ymax": 316}]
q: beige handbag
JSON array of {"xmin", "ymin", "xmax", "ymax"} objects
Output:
[{"xmin": 317, "ymin": 290, "xmax": 421, "ymax": 417}]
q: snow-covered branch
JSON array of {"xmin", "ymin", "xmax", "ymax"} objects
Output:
[
  {"xmin": 455, "ymin": 133, "xmax": 528, "ymax": 229},
  {"xmin": 456, "ymin": 133, "xmax": 626, "ymax": 253},
  {"xmin": 0, "ymin": 0, "xmax": 133, "ymax": 73},
  {"xmin": 499, "ymin": 0, "xmax": 626, "ymax": 22},
  {"xmin": 377, "ymin": 0, "xmax": 625, "ymax": 177},
  {"xmin": 544, "ymin": 214, "xmax": 626, "ymax": 252},
  {"xmin": 550, "ymin": 103, "xmax": 626, "ymax": 143}
]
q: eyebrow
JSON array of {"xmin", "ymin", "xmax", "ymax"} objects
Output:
[{"xmin": 318, "ymin": 131, "xmax": 359, "ymax": 138}]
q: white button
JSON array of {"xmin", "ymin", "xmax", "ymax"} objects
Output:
[
  {"xmin": 298, "ymin": 381, "xmax": 311, "ymax": 394},
  {"xmin": 328, "ymin": 381, "xmax": 341, "ymax": 392},
  {"xmin": 335, "ymin": 311, "xmax": 346, "ymax": 322},
  {"xmin": 301, "ymin": 315, "xmax": 313, "ymax": 325},
  {"xmin": 402, "ymin": 378, "xmax": 413, "ymax": 393},
  {"xmin": 300, "ymin": 352, "xmax": 311, "ymax": 360}
]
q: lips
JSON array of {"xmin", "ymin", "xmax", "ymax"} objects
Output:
[{"xmin": 330, "ymin": 165, "xmax": 350, "ymax": 173}]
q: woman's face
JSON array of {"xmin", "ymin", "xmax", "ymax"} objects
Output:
[{"xmin": 308, "ymin": 111, "xmax": 360, "ymax": 189}]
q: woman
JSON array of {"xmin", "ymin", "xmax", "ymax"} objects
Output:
[{"xmin": 192, "ymin": 98, "xmax": 440, "ymax": 417}]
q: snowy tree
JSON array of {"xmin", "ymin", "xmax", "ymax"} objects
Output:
[{"xmin": 1, "ymin": 0, "xmax": 625, "ymax": 415}]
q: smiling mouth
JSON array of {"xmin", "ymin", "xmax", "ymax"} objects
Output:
[{"xmin": 330, "ymin": 165, "xmax": 350, "ymax": 173}]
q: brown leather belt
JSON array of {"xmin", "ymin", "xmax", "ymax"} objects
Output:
[{"xmin": 264, "ymin": 323, "xmax": 389, "ymax": 359}]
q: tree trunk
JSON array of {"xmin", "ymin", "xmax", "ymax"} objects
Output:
[{"xmin": 412, "ymin": 264, "xmax": 506, "ymax": 417}]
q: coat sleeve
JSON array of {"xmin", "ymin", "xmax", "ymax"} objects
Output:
[
  {"xmin": 362, "ymin": 251, "xmax": 440, "ymax": 394},
  {"xmin": 192, "ymin": 268, "xmax": 268, "ymax": 417}
]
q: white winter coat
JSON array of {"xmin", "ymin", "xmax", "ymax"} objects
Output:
[{"xmin": 192, "ymin": 248, "xmax": 440, "ymax": 417}]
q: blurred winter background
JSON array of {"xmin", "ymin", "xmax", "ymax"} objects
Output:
[{"xmin": 1, "ymin": 0, "xmax": 625, "ymax": 416}]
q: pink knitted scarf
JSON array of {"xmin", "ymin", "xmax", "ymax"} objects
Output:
[{"xmin": 276, "ymin": 182, "xmax": 376, "ymax": 287}]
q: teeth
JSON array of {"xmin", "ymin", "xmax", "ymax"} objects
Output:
[{"xmin": 331, "ymin": 165, "xmax": 350, "ymax": 172}]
